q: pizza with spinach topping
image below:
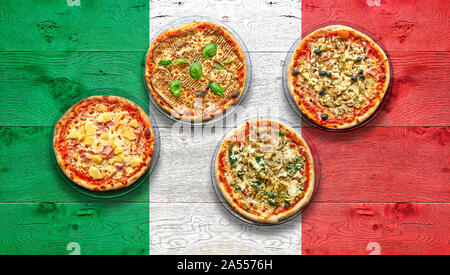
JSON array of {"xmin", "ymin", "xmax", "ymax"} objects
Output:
[{"xmin": 215, "ymin": 119, "xmax": 315, "ymax": 223}]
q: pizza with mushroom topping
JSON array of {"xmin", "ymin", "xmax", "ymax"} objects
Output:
[
  {"xmin": 53, "ymin": 96, "xmax": 154, "ymax": 191},
  {"xmin": 145, "ymin": 21, "xmax": 247, "ymax": 122},
  {"xmin": 215, "ymin": 119, "xmax": 315, "ymax": 224},
  {"xmin": 287, "ymin": 25, "xmax": 390, "ymax": 129}
]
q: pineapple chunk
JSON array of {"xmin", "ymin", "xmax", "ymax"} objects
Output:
[
  {"xmin": 68, "ymin": 129, "xmax": 78, "ymax": 139},
  {"xmin": 91, "ymin": 155, "xmax": 103, "ymax": 164},
  {"xmin": 85, "ymin": 123, "xmax": 96, "ymax": 136},
  {"xmin": 113, "ymin": 155, "xmax": 124, "ymax": 163},
  {"xmin": 98, "ymin": 112, "xmax": 112, "ymax": 123},
  {"xmin": 122, "ymin": 128, "xmax": 136, "ymax": 141},
  {"xmin": 130, "ymin": 119, "xmax": 139, "ymax": 128},
  {"xmin": 114, "ymin": 146, "xmax": 124, "ymax": 154},
  {"xmin": 77, "ymin": 127, "xmax": 86, "ymax": 141},
  {"xmin": 84, "ymin": 136, "xmax": 94, "ymax": 146},
  {"xmin": 101, "ymin": 133, "xmax": 110, "ymax": 140},
  {"xmin": 88, "ymin": 167, "xmax": 103, "ymax": 179}
]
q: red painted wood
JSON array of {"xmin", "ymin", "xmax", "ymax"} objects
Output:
[
  {"xmin": 302, "ymin": 203, "xmax": 450, "ymax": 255},
  {"xmin": 302, "ymin": 0, "xmax": 450, "ymax": 52},
  {"xmin": 301, "ymin": 0, "xmax": 450, "ymax": 255},
  {"xmin": 304, "ymin": 126, "xmax": 450, "ymax": 203}
]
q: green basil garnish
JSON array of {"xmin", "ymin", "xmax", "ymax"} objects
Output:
[
  {"xmin": 212, "ymin": 62, "xmax": 225, "ymax": 70},
  {"xmin": 174, "ymin": 58, "xmax": 189, "ymax": 65},
  {"xmin": 202, "ymin": 42, "xmax": 218, "ymax": 59},
  {"xmin": 189, "ymin": 61, "xmax": 202, "ymax": 80},
  {"xmin": 209, "ymin": 82, "xmax": 224, "ymax": 97},
  {"xmin": 223, "ymin": 60, "xmax": 233, "ymax": 64},
  {"xmin": 169, "ymin": 79, "xmax": 182, "ymax": 97},
  {"xmin": 159, "ymin": 59, "xmax": 172, "ymax": 67}
]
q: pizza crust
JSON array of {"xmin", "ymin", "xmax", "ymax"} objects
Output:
[
  {"xmin": 287, "ymin": 25, "xmax": 390, "ymax": 129},
  {"xmin": 145, "ymin": 21, "xmax": 247, "ymax": 122},
  {"xmin": 53, "ymin": 95, "xmax": 155, "ymax": 191},
  {"xmin": 215, "ymin": 119, "xmax": 315, "ymax": 224}
]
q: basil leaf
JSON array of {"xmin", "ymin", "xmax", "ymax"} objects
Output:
[
  {"xmin": 189, "ymin": 61, "xmax": 202, "ymax": 80},
  {"xmin": 159, "ymin": 59, "xmax": 172, "ymax": 67},
  {"xmin": 223, "ymin": 60, "xmax": 233, "ymax": 64},
  {"xmin": 209, "ymin": 82, "xmax": 224, "ymax": 97},
  {"xmin": 169, "ymin": 79, "xmax": 182, "ymax": 97},
  {"xmin": 174, "ymin": 58, "xmax": 189, "ymax": 65},
  {"xmin": 202, "ymin": 42, "xmax": 218, "ymax": 59},
  {"xmin": 212, "ymin": 62, "xmax": 225, "ymax": 70}
]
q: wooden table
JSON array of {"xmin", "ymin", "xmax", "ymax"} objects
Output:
[{"xmin": 0, "ymin": 0, "xmax": 448, "ymax": 255}]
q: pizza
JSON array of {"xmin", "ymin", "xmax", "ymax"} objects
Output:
[
  {"xmin": 145, "ymin": 21, "xmax": 247, "ymax": 122},
  {"xmin": 53, "ymin": 95, "xmax": 154, "ymax": 191},
  {"xmin": 287, "ymin": 25, "xmax": 390, "ymax": 129},
  {"xmin": 215, "ymin": 119, "xmax": 315, "ymax": 224}
]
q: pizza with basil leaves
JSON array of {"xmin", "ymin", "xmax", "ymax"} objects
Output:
[
  {"xmin": 215, "ymin": 119, "xmax": 315, "ymax": 224},
  {"xmin": 287, "ymin": 25, "xmax": 390, "ymax": 129},
  {"xmin": 145, "ymin": 21, "xmax": 247, "ymax": 122},
  {"xmin": 53, "ymin": 96, "xmax": 154, "ymax": 191}
]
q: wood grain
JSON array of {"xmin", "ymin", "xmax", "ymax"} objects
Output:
[
  {"xmin": 0, "ymin": 126, "xmax": 150, "ymax": 203},
  {"xmin": 302, "ymin": 203, "xmax": 450, "ymax": 255},
  {"xmin": 150, "ymin": 202, "xmax": 301, "ymax": 255},
  {"xmin": 0, "ymin": 0, "xmax": 148, "ymax": 51},
  {"xmin": 302, "ymin": 0, "xmax": 450, "ymax": 52},
  {"xmin": 0, "ymin": 202, "xmax": 149, "ymax": 255},
  {"xmin": 0, "ymin": 0, "xmax": 150, "ymax": 255},
  {"xmin": 0, "ymin": 52, "xmax": 148, "ymax": 127}
]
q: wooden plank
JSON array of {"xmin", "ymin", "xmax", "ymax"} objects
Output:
[
  {"xmin": 0, "ymin": 0, "xmax": 148, "ymax": 51},
  {"xmin": 0, "ymin": 126, "xmax": 149, "ymax": 203},
  {"xmin": 302, "ymin": 0, "xmax": 450, "ymax": 51},
  {"xmin": 302, "ymin": 203, "xmax": 450, "ymax": 255},
  {"xmin": 149, "ymin": 126, "xmax": 449, "ymax": 203},
  {"xmin": 150, "ymin": 202, "xmax": 301, "ymax": 255},
  {"xmin": 0, "ymin": 202, "xmax": 148, "ymax": 255},
  {"xmin": 302, "ymin": 126, "xmax": 450, "ymax": 203},
  {"xmin": 1, "ymin": 51, "xmax": 448, "ymax": 127},
  {"xmin": 149, "ymin": 0, "xmax": 302, "ymax": 52},
  {"xmin": 0, "ymin": 51, "xmax": 148, "ymax": 127}
]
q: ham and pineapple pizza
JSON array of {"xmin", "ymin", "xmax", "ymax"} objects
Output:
[
  {"xmin": 215, "ymin": 119, "xmax": 314, "ymax": 224},
  {"xmin": 53, "ymin": 96, "xmax": 154, "ymax": 191},
  {"xmin": 287, "ymin": 25, "xmax": 390, "ymax": 129},
  {"xmin": 145, "ymin": 21, "xmax": 247, "ymax": 122}
]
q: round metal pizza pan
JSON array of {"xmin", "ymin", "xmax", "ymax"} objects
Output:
[
  {"xmin": 145, "ymin": 16, "xmax": 252, "ymax": 126},
  {"xmin": 282, "ymin": 21, "xmax": 394, "ymax": 132},
  {"xmin": 50, "ymin": 88, "xmax": 160, "ymax": 199},
  {"xmin": 210, "ymin": 117, "xmax": 321, "ymax": 226}
]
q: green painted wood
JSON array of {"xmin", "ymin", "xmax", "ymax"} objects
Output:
[
  {"xmin": 0, "ymin": 52, "xmax": 148, "ymax": 127},
  {"xmin": 0, "ymin": 126, "xmax": 150, "ymax": 203},
  {"xmin": 0, "ymin": 0, "xmax": 148, "ymax": 51},
  {"xmin": 0, "ymin": 202, "xmax": 149, "ymax": 255}
]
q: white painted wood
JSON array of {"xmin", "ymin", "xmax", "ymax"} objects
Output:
[
  {"xmin": 150, "ymin": 203, "xmax": 301, "ymax": 255},
  {"xmin": 149, "ymin": 0, "xmax": 302, "ymax": 255}
]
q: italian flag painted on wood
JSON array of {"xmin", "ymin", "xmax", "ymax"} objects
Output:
[{"xmin": 0, "ymin": 0, "xmax": 149, "ymax": 254}]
